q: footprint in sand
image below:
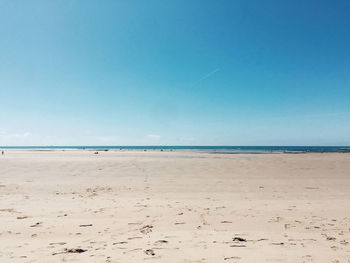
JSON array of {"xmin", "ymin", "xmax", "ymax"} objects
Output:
[
  {"xmin": 154, "ymin": 240, "xmax": 168, "ymax": 245},
  {"xmin": 79, "ymin": 224, "xmax": 93, "ymax": 227},
  {"xmin": 224, "ymin": 256, "xmax": 241, "ymax": 261},
  {"xmin": 113, "ymin": 241, "xmax": 128, "ymax": 245},
  {"xmin": 230, "ymin": 237, "xmax": 247, "ymax": 247},
  {"xmin": 17, "ymin": 216, "xmax": 29, "ymax": 220},
  {"xmin": 30, "ymin": 222, "xmax": 42, "ymax": 227},
  {"xmin": 233, "ymin": 237, "xmax": 247, "ymax": 242},
  {"xmin": 144, "ymin": 249, "xmax": 155, "ymax": 256},
  {"xmin": 52, "ymin": 248, "xmax": 87, "ymax": 255},
  {"xmin": 128, "ymin": 237, "xmax": 143, "ymax": 240},
  {"xmin": 140, "ymin": 225, "xmax": 153, "ymax": 234}
]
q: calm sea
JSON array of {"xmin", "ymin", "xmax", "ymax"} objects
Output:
[{"xmin": 1, "ymin": 146, "xmax": 350, "ymax": 153}]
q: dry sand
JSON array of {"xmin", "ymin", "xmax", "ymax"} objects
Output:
[{"xmin": 0, "ymin": 150, "xmax": 350, "ymax": 262}]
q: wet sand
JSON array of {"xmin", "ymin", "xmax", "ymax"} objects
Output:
[{"xmin": 0, "ymin": 150, "xmax": 350, "ymax": 262}]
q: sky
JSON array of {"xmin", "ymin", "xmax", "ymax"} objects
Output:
[{"xmin": 0, "ymin": 0, "xmax": 350, "ymax": 146}]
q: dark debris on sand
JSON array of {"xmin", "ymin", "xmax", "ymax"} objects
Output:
[
  {"xmin": 144, "ymin": 249, "xmax": 155, "ymax": 256},
  {"xmin": 232, "ymin": 237, "xmax": 247, "ymax": 242},
  {"xmin": 52, "ymin": 248, "xmax": 87, "ymax": 255}
]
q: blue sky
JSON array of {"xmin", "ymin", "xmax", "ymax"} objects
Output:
[{"xmin": 0, "ymin": 0, "xmax": 350, "ymax": 146}]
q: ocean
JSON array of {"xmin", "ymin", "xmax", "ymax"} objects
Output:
[{"xmin": 1, "ymin": 146, "xmax": 350, "ymax": 153}]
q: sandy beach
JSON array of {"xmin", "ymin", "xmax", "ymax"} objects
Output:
[{"xmin": 0, "ymin": 150, "xmax": 349, "ymax": 262}]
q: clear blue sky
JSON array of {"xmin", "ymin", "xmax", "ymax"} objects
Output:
[{"xmin": 1, "ymin": 0, "xmax": 350, "ymax": 146}]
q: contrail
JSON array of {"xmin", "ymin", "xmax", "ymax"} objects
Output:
[
  {"xmin": 198, "ymin": 68, "xmax": 220, "ymax": 82},
  {"xmin": 192, "ymin": 68, "xmax": 220, "ymax": 88}
]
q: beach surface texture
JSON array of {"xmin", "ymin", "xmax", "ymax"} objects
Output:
[{"xmin": 0, "ymin": 150, "xmax": 349, "ymax": 262}]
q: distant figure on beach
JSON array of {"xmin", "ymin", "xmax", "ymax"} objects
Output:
[{"xmin": 1, "ymin": 150, "xmax": 4, "ymax": 156}]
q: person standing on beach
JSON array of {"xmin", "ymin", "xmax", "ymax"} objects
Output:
[{"xmin": 1, "ymin": 150, "xmax": 3, "ymax": 156}]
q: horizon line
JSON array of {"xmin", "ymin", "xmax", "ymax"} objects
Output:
[{"xmin": 1, "ymin": 145, "xmax": 350, "ymax": 148}]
